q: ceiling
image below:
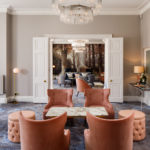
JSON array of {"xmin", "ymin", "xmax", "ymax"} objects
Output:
[{"xmin": 0, "ymin": 0, "xmax": 150, "ymax": 15}]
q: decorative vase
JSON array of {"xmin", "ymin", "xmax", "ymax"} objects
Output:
[{"xmin": 140, "ymin": 73, "xmax": 147, "ymax": 85}]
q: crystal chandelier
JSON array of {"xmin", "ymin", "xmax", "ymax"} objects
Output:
[
  {"xmin": 53, "ymin": 0, "xmax": 102, "ymax": 24},
  {"xmin": 68, "ymin": 39, "xmax": 89, "ymax": 52}
]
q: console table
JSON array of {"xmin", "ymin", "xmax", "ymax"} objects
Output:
[{"xmin": 129, "ymin": 83, "xmax": 150, "ymax": 110}]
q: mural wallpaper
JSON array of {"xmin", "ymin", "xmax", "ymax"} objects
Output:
[{"xmin": 53, "ymin": 44, "xmax": 105, "ymax": 76}]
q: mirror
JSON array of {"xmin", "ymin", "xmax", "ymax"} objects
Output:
[{"xmin": 144, "ymin": 48, "xmax": 150, "ymax": 84}]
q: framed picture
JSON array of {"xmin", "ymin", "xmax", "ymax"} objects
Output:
[{"xmin": 144, "ymin": 48, "xmax": 150, "ymax": 84}]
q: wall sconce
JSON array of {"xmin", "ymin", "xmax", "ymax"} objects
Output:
[
  {"xmin": 13, "ymin": 68, "xmax": 20, "ymax": 74},
  {"xmin": 13, "ymin": 67, "xmax": 20, "ymax": 103},
  {"xmin": 134, "ymin": 66, "xmax": 144, "ymax": 84}
]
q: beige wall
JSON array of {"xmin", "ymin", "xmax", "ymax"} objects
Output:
[
  {"xmin": 6, "ymin": 14, "xmax": 12, "ymax": 96},
  {"xmin": 140, "ymin": 8, "xmax": 150, "ymax": 84},
  {"xmin": 0, "ymin": 13, "xmax": 11, "ymax": 96},
  {"xmin": 141, "ymin": 8, "xmax": 150, "ymax": 50},
  {"xmin": 8, "ymin": 15, "xmax": 141, "ymax": 96},
  {"xmin": 0, "ymin": 13, "xmax": 7, "ymax": 77}
]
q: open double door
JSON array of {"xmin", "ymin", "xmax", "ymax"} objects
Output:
[{"xmin": 33, "ymin": 37, "xmax": 123, "ymax": 103}]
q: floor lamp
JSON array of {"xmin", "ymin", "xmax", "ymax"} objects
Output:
[{"xmin": 13, "ymin": 68, "xmax": 20, "ymax": 103}]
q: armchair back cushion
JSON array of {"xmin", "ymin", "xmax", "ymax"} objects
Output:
[
  {"xmin": 19, "ymin": 112, "xmax": 70, "ymax": 150},
  {"xmin": 47, "ymin": 89, "xmax": 73, "ymax": 106},
  {"xmin": 84, "ymin": 89, "xmax": 110, "ymax": 106}
]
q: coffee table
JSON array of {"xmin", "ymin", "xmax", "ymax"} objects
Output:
[{"xmin": 46, "ymin": 107, "xmax": 108, "ymax": 118}]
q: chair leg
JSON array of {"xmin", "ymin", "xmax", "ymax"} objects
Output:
[
  {"xmin": 69, "ymin": 118, "xmax": 74, "ymax": 126},
  {"xmin": 76, "ymin": 91, "xmax": 79, "ymax": 97},
  {"xmin": 84, "ymin": 118, "xmax": 87, "ymax": 126}
]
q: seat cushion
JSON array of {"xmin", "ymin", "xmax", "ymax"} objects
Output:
[
  {"xmin": 119, "ymin": 110, "xmax": 145, "ymax": 120},
  {"xmin": 8, "ymin": 111, "xmax": 35, "ymax": 121}
]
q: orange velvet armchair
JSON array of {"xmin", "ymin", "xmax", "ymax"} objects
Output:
[
  {"xmin": 43, "ymin": 89, "xmax": 73, "ymax": 119},
  {"xmin": 84, "ymin": 89, "xmax": 114, "ymax": 119},
  {"xmin": 76, "ymin": 78, "xmax": 91, "ymax": 96},
  {"xmin": 84, "ymin": 112, "xmax": 134, "ymax": 150},
  {"xmin": 19, "ymin": 112, "xmax": 70, "ymax": 150}
]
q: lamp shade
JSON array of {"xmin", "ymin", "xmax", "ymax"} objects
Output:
[
  {"xmin": 13, "ymin": 68, "xmax": 20, "ymax": 74},
  {"xmin": 134, "ymin": 66, "xmax": 144, "ymax": 73}
]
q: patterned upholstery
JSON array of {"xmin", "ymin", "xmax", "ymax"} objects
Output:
[
  {"xmin": 8, "ymin": 111, "xmax": 35, "ymax": 143},
  {"xmin": 119, "ymin": 110, "xmax": 146, "ymax": 141}
]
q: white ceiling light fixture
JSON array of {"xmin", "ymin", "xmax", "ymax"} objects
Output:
[
  {"xmin": 68, "ymin": 39, "xmax": 89, "ymax": 47},
  {"xmin": 68, "ymin": 39, "xmax": 89, "ymax": 52},
  {"xmin": 52, "ymin": 0, "xmax": 102, "ymax": 24}
]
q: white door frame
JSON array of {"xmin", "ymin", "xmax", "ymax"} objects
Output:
[
  {"xmin": 33, "ymin": 34, "xmax": 123, "ymax": 103},
  {"xmin": 48, "ymin": 34, "xmax": 112, "ymax": 89}
]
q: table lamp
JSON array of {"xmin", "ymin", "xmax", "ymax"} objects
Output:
[
  {"xmin": 134, "ymin": 66, "xmax": 144, "ymax": 84},
  {"xmin": 13, "ymin": 68, "xmax": 20, "ymax": 103}
]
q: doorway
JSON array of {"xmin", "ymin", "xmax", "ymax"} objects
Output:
[
  {"xmin": 52, "ymin": 43, "xmax": 105, "ymax": 89},
  {"xmin": 33, "ymin": 34, "xmax": 123, "ymax": 103}
]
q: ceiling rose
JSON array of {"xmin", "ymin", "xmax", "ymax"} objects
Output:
[{"xmin": 53, "ymin": 0, "xmax": 102, "ymax": 24}]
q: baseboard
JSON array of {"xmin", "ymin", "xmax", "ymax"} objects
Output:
[
  {"xmin": 0, "ymin": 95, "xmax": 148, "ymax": 105},
  {"xmin": 123, "ymin": 96, "xmax": 141, "ymax": 102},
  {"xmin": 7, "ymin": 96, "xmax": 33, "ymax": 103},
  {"xmin": 0, "ymin": 95, "xmax": 7, "ymax": 104}
]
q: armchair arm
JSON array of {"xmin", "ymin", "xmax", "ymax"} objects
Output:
[
  {"xmin": 84, "ymin": 129, "xmax": 91, "ymax": 150},
  {"xmin": 64, "ymin": 129, "xmax": 70, "ymax": 150},
  {"xmin": 84, "ymin": 129, "xmax": 90, "ymax": 137},
  {"xmin": 68, "ymin": 102, "xmax": 74, "ymax": 107},
  {"xmin": 67, "ymin": 93, "xmax": 74, "ymax": 107},
  {"xmin": 103, "ymin": 101, "xmax": 115, "ymax": 119},
  {"xmin": 84, "ymin": 99, "xmax": 88, "ymax": 107},
  {"xmin": 44, "ymin": 98, "xmax": 53, "ymax": 110}
]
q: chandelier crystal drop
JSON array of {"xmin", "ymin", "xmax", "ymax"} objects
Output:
[{"xmin": 53, "ymin": 0, "xmax": 102, "ymax": 24}]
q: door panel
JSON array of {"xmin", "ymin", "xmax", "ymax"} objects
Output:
[
  {"xmin": 33, "ymin": 37, "xmax": 49, "ymax": 103},
  {"xmin": 105, "ymin": 38, "xmax": 123, "ymax": 103}
]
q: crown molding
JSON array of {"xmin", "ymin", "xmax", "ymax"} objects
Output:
[
  {"xmin": 9, "ymin": 8, "xmax": 58, "ymax": 15},
  {"xmin": 0, "ymin": 1, "xmax": 150, "ymax": 16},
  {"xmin": 97, "ymin": 9, "xmax": 139, "ymax": 15},
  {"xmin": 0, "ymin": 5, "xmax": 13, "ymax": 14},
  {"xmin": 5, "ymin": 8, "xmax": 140, "ymax": 16},
  {"xmin": 0, "ymin": 7, "xmax": 9, "ymax": 13},
  {"xmin": 140, "ymin": 1, "xmax": 150, "ymax": 14}
]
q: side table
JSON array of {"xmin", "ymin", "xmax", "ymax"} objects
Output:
[{"xmin": 128, "ymin": 83, "xmax": 150, "ymax": 111}]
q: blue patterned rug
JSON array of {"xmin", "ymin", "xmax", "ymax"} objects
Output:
[{"xmin": 0, "ymin": 93, "xmax": 150, "ymax": 150}]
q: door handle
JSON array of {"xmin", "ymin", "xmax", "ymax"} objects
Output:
[
  {"xmin": 43, "ymin": 80, "xmax": 47, "ymax": 83},
  {"xmin": 110, "ymin": 80, "xmax": 113, "ymax": 82}
]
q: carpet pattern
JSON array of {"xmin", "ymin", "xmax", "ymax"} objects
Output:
[{"xmin": 0, "ymin": 92, "xmax": 150, "ymax": 150}]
